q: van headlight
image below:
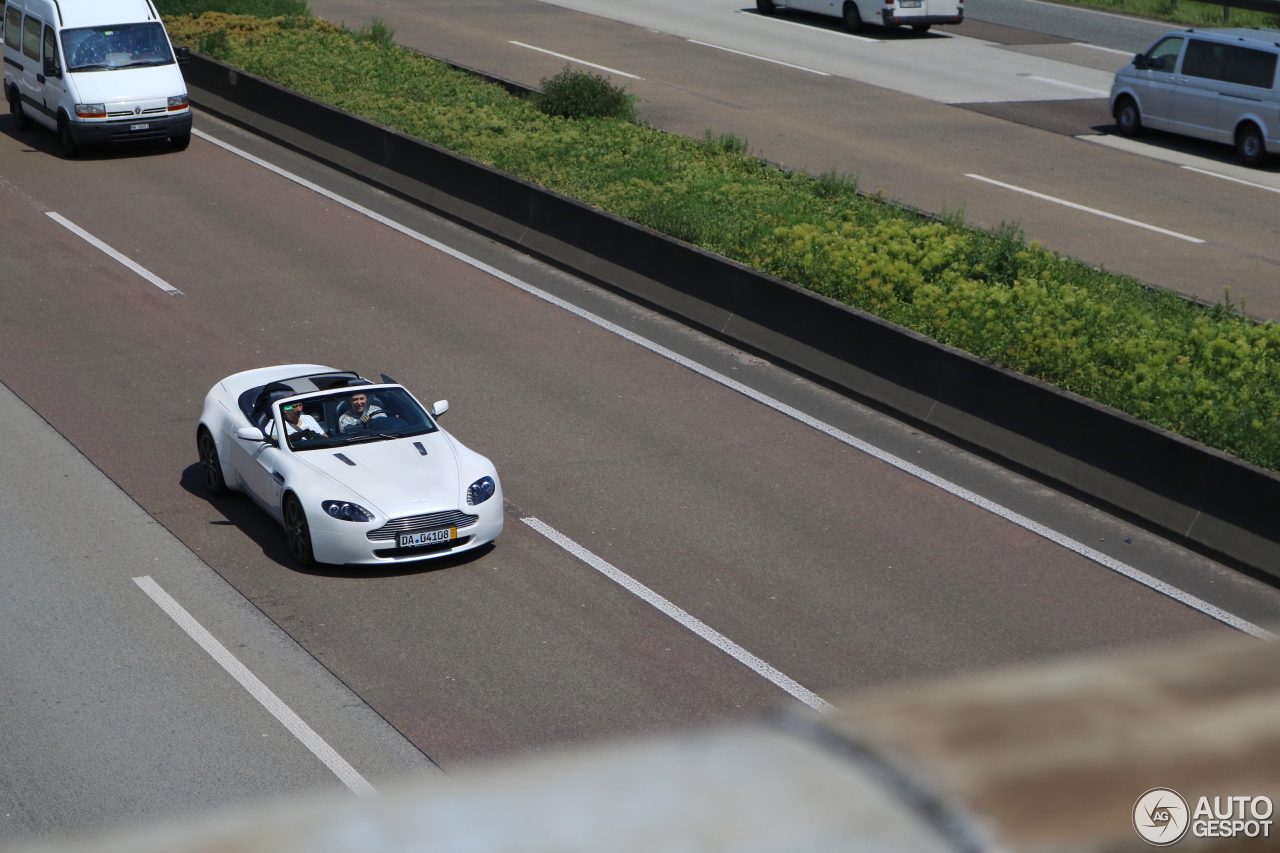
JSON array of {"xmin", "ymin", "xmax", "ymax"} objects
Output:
[
  {"xmin": 322, "ymin": 500, "xmax": 375, "ymax": 522},
  {"xmin": 74, "ymin": 103, "xmax": 106, "ymax": 118},
  {"xmin": 167, "ymin": 94, "xmax": 189, "ymax": 111},
  {"xmin": 466, "ymin": 476, "xmax": 496, "ymax": 506}
]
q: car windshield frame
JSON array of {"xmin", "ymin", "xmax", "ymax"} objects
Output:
[
  {"xmin": 60, "ymin": 22, "xmax": 174, "ymax": 73},
  {"xmin": 273, "ymin": 386, "xmax": 439, "ymax": 452}
]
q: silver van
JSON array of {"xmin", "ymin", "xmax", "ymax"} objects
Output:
[{"xmin": 1111, "ymin": 28, "xmax": 1280, "ymax": 167}]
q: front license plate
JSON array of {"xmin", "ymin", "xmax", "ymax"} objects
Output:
[
  {"xmin": 130, "ymin": 122, "xmax": 149, "ymax": 131},
  {"xmin": 399, "ymin": 528, "xmax": 456, "ymax": 548}
]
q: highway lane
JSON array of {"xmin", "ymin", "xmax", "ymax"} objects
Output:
[
  {"xmin": 303, "ymin": 0, "xmax": 1280, "ymax": 317},
  {"xmin": 0, "ymin": 380, "xmax": 433, "ymax": 845},
  {"xmin": 2, "ymin": 112, "xmax": 1278, "ymax": 780}
]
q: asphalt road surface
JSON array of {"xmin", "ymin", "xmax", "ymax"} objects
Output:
[
  {"xmin": 302, "ymin": 0, "xmax": 1280, "ymax": 318},
  {"xmin": 4, "ymin": 99, "xmax": 1280, "ymax": 844}
]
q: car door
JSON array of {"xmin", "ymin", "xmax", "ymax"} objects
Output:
[
  {"xmin": 1216, "ymin": 45, "xmax": 1278, "ymax": 141},
  {"xmin": 232, "ymin": 410, "xmax": 286, "ymax": 517},
  {"xmin": 1130, "ymin": 36, "xmax": 1184, "ymax": 130},
  {"xmin": 39, "ymin": 22, "xmax": 64, "ymax": 121},
  {"xmin": 1173, "ymin": 39, "xmax": 1228, "ymax": 141},
  {"xmin": 19, "ymin": 8, "xmax": 51, "ymax": 127}
]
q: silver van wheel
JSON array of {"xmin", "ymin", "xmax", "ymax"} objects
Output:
[
  {"xmin": 1237, "ymin": 124, "xmax": 1267, "ymax": 168},
  {"xmin": 10, "ymin": 95, "xmax": 33, "ymax": 132},
  {"xmin": 1115, "ymin": 97, "xmax": 1141, "ymax": 138}
]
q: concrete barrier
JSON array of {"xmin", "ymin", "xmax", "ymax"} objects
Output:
[{"xmin": 181, "ymin": 53, "xmax": 1280, "ymax": 578}]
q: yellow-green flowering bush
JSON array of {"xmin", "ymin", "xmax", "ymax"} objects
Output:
[{"xmin": 166, "ymin": 14, "xmax": 1280, "ymax": 470}]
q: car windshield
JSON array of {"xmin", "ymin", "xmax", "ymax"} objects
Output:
[
  {"xmin": 61, "ymin": 22, "xmax": 173, "ymax": 72},
  {"xmin": 274, "ymin": 387, "xmax": 438, "ymax": 452}
]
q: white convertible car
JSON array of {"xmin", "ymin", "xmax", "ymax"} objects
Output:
[{"xmin": 197, "ymin": 365, "xmax": 503, "ymax": 567}]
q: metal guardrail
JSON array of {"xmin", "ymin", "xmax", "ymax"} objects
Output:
[{"xmin": 1171, "ymin": 0, "xmax": 1280, "ymax": 23}]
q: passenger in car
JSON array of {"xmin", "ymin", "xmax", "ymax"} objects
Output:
[
  {"xmin": 339, "ymin": 392, "xmax": 387, "ymax": 433},
  {"xmin": 271, "ymin": 402, "xmax": 328, "ymax": 440}
]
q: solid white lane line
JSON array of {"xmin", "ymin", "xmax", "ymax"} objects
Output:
[
  {"xmin": 522, "ymin": 518, "xmax": 834, "ymax": 712},
  {"xmin": 687, "ymin": 39, "xmax": 830, "ymax": 75},
  {"xmin": 1022, "ymin": 75, "xmax": 1110, "ymax": 97},
  {"xmin": 133, "ymin": 576, "xmax": 379, "ymax": 798},
  {"xmin": 194, "ymin": 129, "xmax": 1270, "ymax": 640},
  {"xmin": 734, "ymin": 9, "xmax": 883, "ymax": 43},
  {"xmin": 509, "ymin": 41, "xmax": 642, "ymax": 79},
  {"xmin": 1182, "ymin": 165, "xmax": 1280, "ymax": 195},
  {"xmin": 1071, "ymin": 42, "xmax": 1135, "ymax": 57},
  {"xmin": 46, "ymin": 212, "xmax": 184, "ymax": 295},
  {"xmin": 966, "ymin": 174, "xmax": 1205, "ymax": 243}
]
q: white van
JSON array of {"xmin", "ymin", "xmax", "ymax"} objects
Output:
[
  {"xmin": 3, "ymin": 0, "xmax": 191, "ymax": 154},
  {"xmin": 1111, "ymin": 28, "xmax": 1280, "ymax": 167},
  {"xmin": 756, "ymin": 0, "xmax": 963, "ymax": 35}
]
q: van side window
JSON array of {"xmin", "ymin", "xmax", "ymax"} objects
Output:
[
  {"xmin": 1183, "ymin": 40, "xmax": 1228, "ymax": 81},
  {"xmin": 42, "ymin": 24, "xmax": 57, "ymax": 70},
  {"xmin": 22, "ymin": 13, "xmax": 39, "ymax": 61},
  {"xmin": 1145, "ymin": 36, "xmax": 1183, "ymax": 72},
  {"xmin": 4, "ymin": 6, "xmax": 22, "ymax": 50},
  {"xmin": 1222, "ymin": 45, "xmax": 1277, "ymax": 89}
]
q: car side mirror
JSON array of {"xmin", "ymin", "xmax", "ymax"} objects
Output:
[
  {"xmin": 175, "ymin": 45, "xmax": 190, "ymax": 65},
  {"xmin": 43, "ymin": 55, "xmax": 60, "ymax": 78},
  {"xmin": 431, "ymin": 400, "xmax": 449, "ymax": 417},
  {"xmin": 1133, "ymin": 53, "xmax": 1148, "ymax": 70},
  {"xmin": 236, "ymin": 426, "xmax": 267, "ymax": 442}
]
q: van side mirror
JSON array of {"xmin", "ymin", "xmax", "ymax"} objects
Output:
[
  {"xmin": 175, "ymin": 45, "xmax": 190, "ymax": 65},
  {"xmin": 1133, "ymin": 53, "xmax": 1148, "ymax": 70},
  {"xmin": 43, "ymin": 55, "xmax": 60, "ymax": 78},
  {"xmin": 431, "ymin": 400, "xmax": 449, "ymax": 418}
]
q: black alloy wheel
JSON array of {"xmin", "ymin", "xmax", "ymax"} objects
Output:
[
  {"xmin": 756, "ymin": 0, "xmax": 776, "ymax": 13},
  {"xmin": 1236, "ymin": 123, "xmax": 1267, "ymax": 168},
  {"xmin": 1114, "ymin": 96, "xmax": 1141, "ymax": 138},
  {"xmin": 198, "ymin": 428, "xmax": 228, "ymax": 496},
  {"xmin": 843, "ymin": 2, "xmax": 863, "ymax": 32},
  {"xmin": 11, "ymin": 95, "xmax": 33, "ymax": 131},
  {"xmin": 284, "ymin": 496, "xmax": 316, "ymax": 567}
]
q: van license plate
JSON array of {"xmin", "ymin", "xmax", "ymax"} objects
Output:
[
  {"xmin": 399, "ymin": 528, "xmax": 455, "ymax": 547},
  {"xmin": 130, "ymin": 123, "xmax": 149, "ymax": 131},
  {"xmin": 901, "ymin": 2, "xmax": 922, "ymax": 6}
]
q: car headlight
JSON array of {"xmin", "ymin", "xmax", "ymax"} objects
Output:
[
  {"xmin": 168, "ymin": 94, "xmax": 189, "ymax": 111},
  {"xmin": 74, "ymin": 103, "xmax": 106, "ymax": 118},
  {"xmin": 322, "ymin": 500, "xmax": 375, "ymax": 522},
  {"xmin": 466, "ymin": 476, "xmax": 495, "ymax": 506}
]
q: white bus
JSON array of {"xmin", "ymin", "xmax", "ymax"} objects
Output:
[{"xmin": 757, "ymin": 0, "xmax": 964, "ymax": 35}]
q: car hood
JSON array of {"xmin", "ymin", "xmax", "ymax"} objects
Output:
[
  {"xmin": 68, "ymin": 64, "xmax": 185, "ymax": 104},
  {"xmin": 299, "ymin": 432, "xmax": 462, "ymax": 517}
]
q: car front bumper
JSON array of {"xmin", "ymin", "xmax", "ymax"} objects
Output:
[
  {"xmin": 310, "ymin": 502, "xmax": 504, "ymax": 566},
  {"xmin": 68, "ymin": 111, "xmax": 192, "ymax": 145}
]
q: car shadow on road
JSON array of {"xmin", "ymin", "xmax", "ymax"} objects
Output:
[
  {"xmin": 180, "ymin": 463, "xmax": 495, "ymax": 579},
  {"xmin": 1097, "ymin": 126, "xmax": 1280, "ymax": 174},
  {"xmin": 739, "ymin": 7, "xmax": 947, "ymax": 39}
]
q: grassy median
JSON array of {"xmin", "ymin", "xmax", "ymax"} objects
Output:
[
  {"xmin": 1033, "ymin": 0, "xmax": 1280, "ymax": 32},
  {"xmin": 162, "ymin": 11, "xmax": 1280, "ymax": 472}
]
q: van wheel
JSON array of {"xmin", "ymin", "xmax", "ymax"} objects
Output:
[
  {"xmin": 912, "ymin": 23, "xmax": 932, "ymax": 32},
  {"xmin": 58, "ymin": 117, "xmax": 80, "ymax": 158},
  {"xmin": 11, "ymin": 96, "xmax": 33, "ymax": 132},
  {"xmin": 843, "ymin": 2, "xmax": 863, "ymax": 32},
  {"xmin": 1236, "ymin": 123, "xmax": 1267, "ymax": 168},
  {"xmin": 756, "ymin": 0, "xmax": 776, "ymax": 13},
  {"xmin": 1114, "ymin": 96, "xmax": 1141, "ymax": 138},
  {"xmin": 171, "ymin": 132, "xmax": 191, "ymax": 150}
]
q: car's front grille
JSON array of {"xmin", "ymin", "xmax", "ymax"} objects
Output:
[{"xmin": 367, "ymin": 509, "xmax": 480, "ymax": 541}]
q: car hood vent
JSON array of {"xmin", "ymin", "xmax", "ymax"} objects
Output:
[{"xmin": 334, "ymin": 453, "xmax": 356, "ymax": 466}]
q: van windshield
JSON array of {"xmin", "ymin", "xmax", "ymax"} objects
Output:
[{"xmin": 61, "ymin": 22, "xmax": 173, "ymax": 72}]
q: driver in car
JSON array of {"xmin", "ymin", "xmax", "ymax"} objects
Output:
[
  {"xmin": 339, "ymin": 392, "xmax": 387, "ymax": 433},
  {"xmin": 271, "ymin": 402, "xmax": 327, "ymax": 440}
]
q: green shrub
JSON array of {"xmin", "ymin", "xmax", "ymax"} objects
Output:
[
  {"xmin": 162, "ymin": 14, "xmax": 1280, "ymax": 471},
  {"xmin": 355, "ymin": 17, "xmax": 396, "ymax": 48},
  {"xmin": 155, "ymin": 0, "xmax": 309, "ymax": 17},
  {"xmin": 536, "ymin": 67, "xmax": 638, "ymax": 121}
]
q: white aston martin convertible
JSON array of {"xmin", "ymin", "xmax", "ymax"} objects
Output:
[{"xmin": 197, "ymin": 365, "xmax": 503, "ymax": 567}]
